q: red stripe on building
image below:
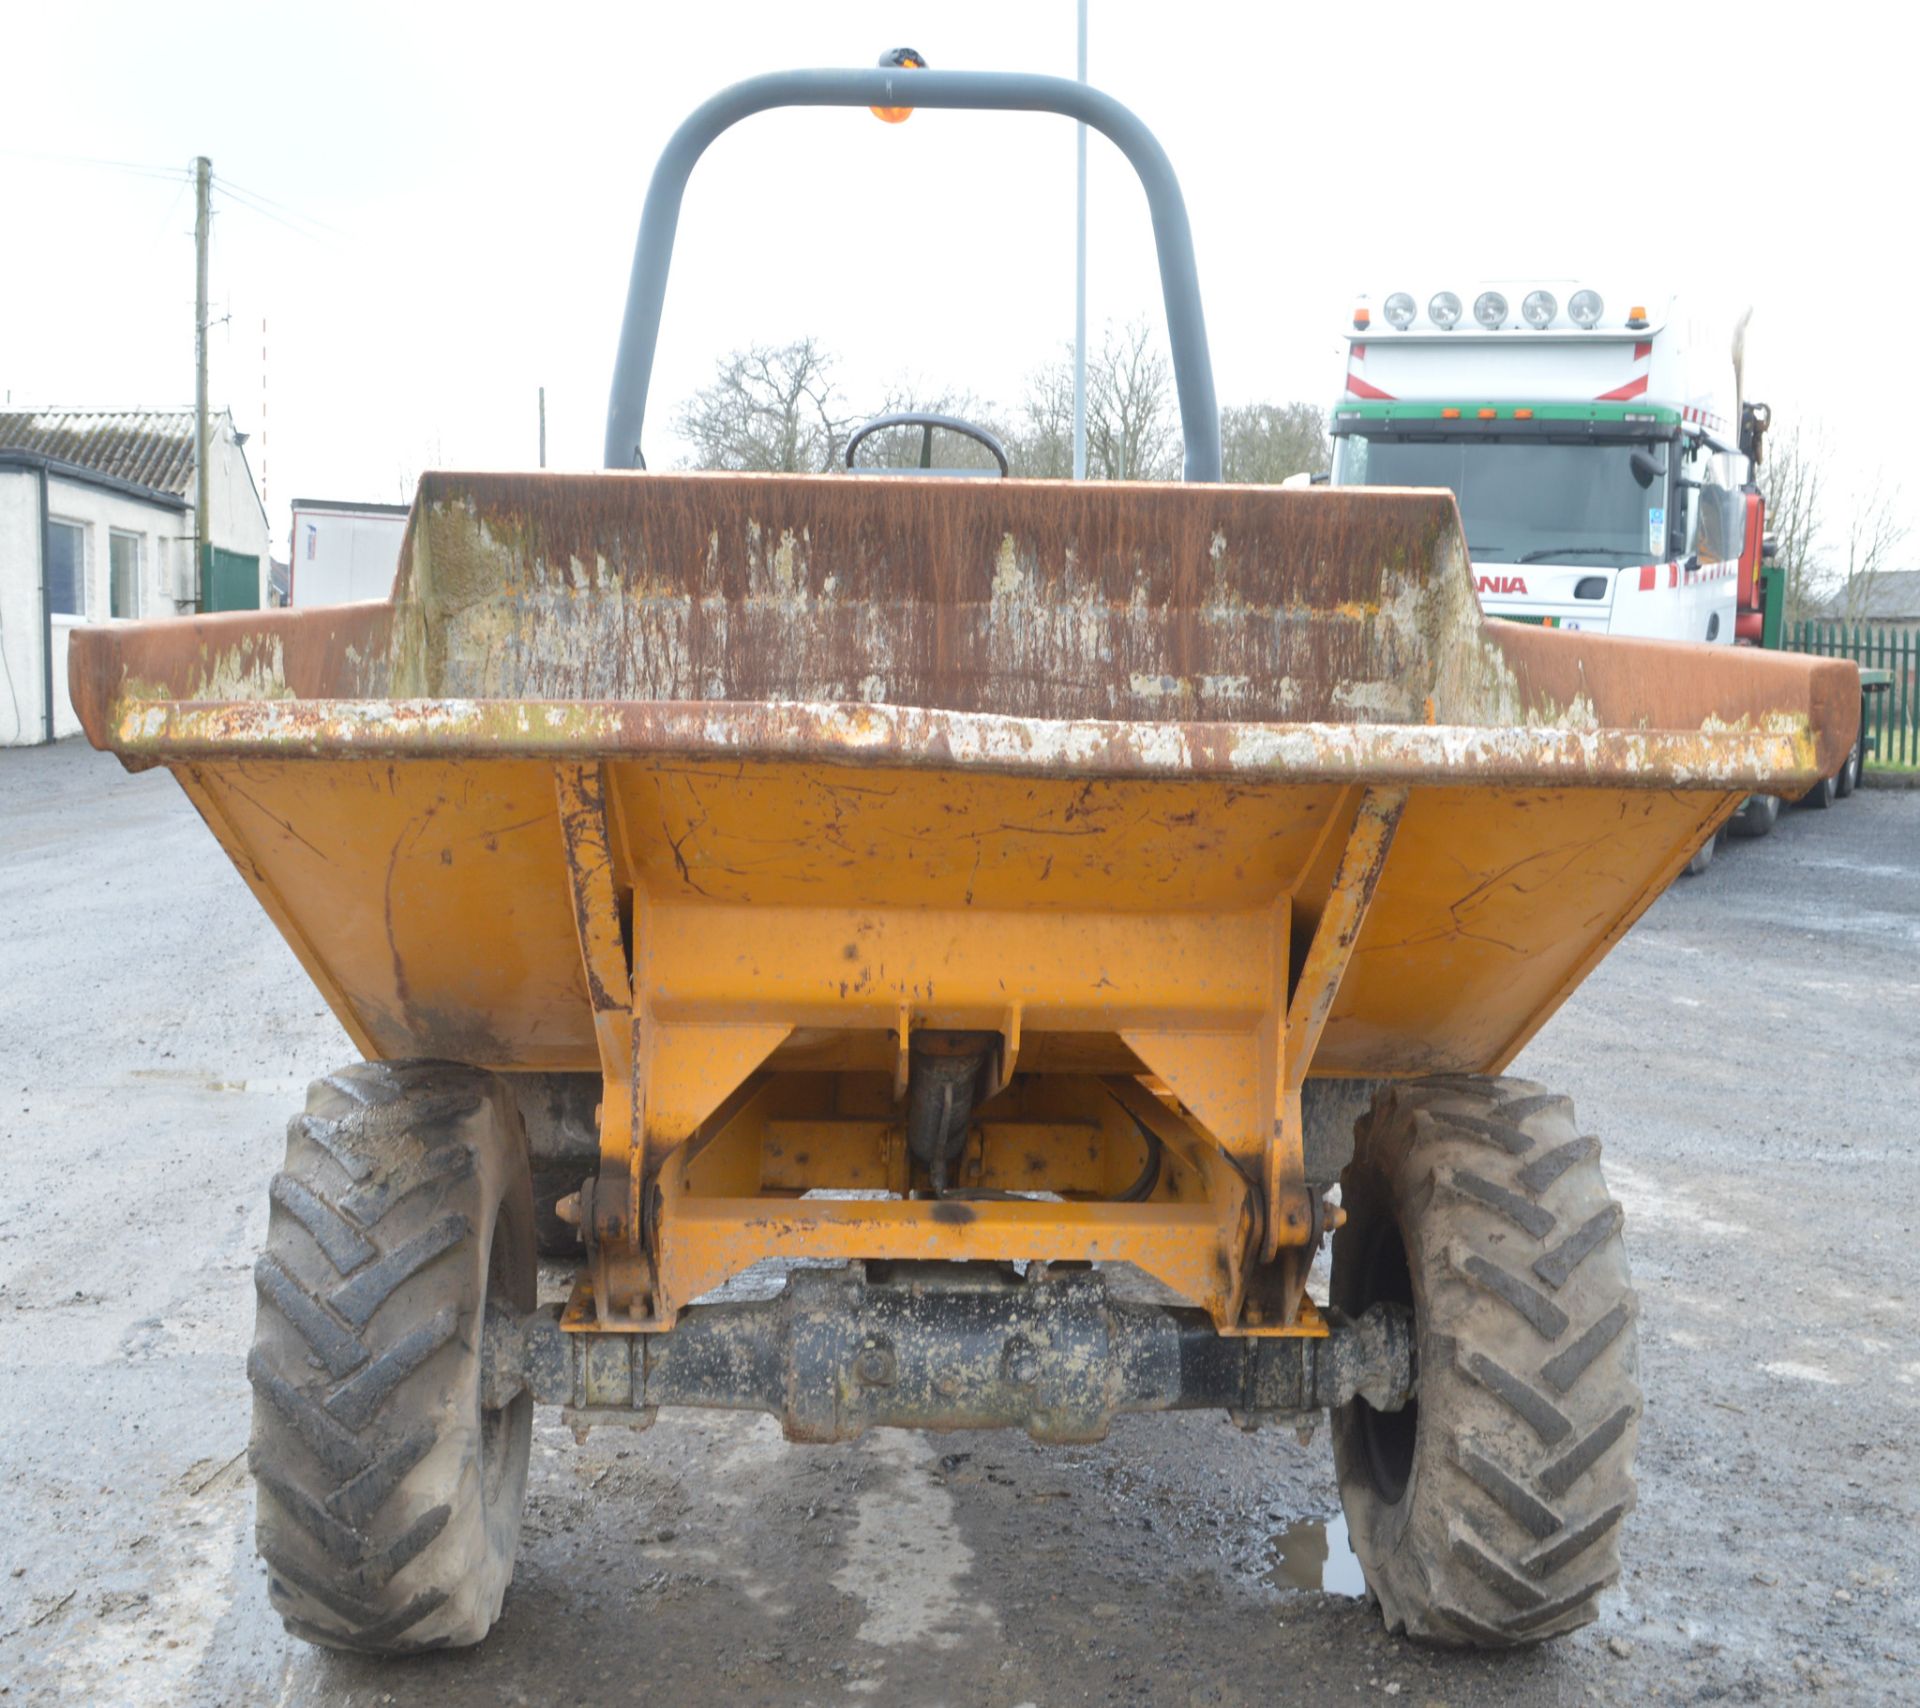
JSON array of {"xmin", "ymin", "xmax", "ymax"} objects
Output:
[{"xmin": 1596, "ymin": 374, "xmax": 1650, "ymax": 401}]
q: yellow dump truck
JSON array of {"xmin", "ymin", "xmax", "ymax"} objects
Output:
[{"xmin": 73, "ymin": 67, "xmax": 1856, "ymax": 1657}]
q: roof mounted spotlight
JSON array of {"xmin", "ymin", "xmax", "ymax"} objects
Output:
[
  {"xmin": 1428, "ymin": 291, "xmax": 1462, "ymax": 330},
  {"xmin": 1521, "ymin": 289, "xmax": 1558, "ymax": 329},
  {"xmin": 1569, "ymin": 289, "xmax": 1604, "ymax": 328},
  {"xmin": 1383, "ymin": 292, "xmax": 1416, "ymax": 330},
  {"xmin": 1473, "ymin": 291, "xmax": 1508, "ymax": 329}
]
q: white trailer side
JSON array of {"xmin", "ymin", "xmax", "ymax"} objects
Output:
[{"xmin": 289, "ymin": 500, "xmax": 409, "ymax": 608}]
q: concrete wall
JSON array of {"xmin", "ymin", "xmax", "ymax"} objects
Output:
[
  {"xmin": 0, "ymin": 470, "xmax": 42, "ymax": 746},
  {"xmin": 0, "ymin": 472, "xmax": 192, "ymax": 744},
  {"xmin": 0, "ymin": 414, "xmax": 273, "ymax": 746},
  {"xmin": 207, "ymin": 417, "xmax": 273, "ymax": 606}
]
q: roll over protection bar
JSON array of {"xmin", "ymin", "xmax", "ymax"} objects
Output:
[{"xmin": 604, "ymin": 68, "xmax": 1222, "ymax": 481}]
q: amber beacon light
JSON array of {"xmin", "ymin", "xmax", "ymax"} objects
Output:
[{"xmin": 870, "ymin": 47, "xmax": 926, "ymax": 122}]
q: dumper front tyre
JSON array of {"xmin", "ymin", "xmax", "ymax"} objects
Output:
[
  {"xmin": 1331, "ymin": 1076, "xmax": 1640, "ymax": 1647},
  {"xmin": 248, "ymin": 1060, "xmax": 536, "ymax": 1652}
]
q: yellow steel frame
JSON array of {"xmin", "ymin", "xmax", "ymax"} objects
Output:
[{"xmin": 552, "ymin": 761, "xmax": 1403, "ymax": 1338}]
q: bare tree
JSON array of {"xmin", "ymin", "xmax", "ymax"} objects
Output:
[
  {"xmin": 672, "ymin": 327, "xmax": 1327, "ymax": 492},
  {"xmin": 1085, "ymin": 320, "xmax": 1179, "ymax": 481},
  {"xmin": 1220, "ymin": 402, "xmax": 1331, "ymax": 484},
  {"xmin": 1004, "ymin": 359, "xmax": 1075, "ymax": 479},
  {"xmin": 1835, "ymin": 471, "xmax": 1909, "ymax": 621},
  {"xmin": 1759, "ymin": 420, "xmax": 1826, "ymax": 624},
  {"xmin": 1005, "ymin": 321, "xmax": 1179, "ymax": 482},
  {"xmin": 675, "ymin": 337, "xmax": 854, "ymax": 472}
]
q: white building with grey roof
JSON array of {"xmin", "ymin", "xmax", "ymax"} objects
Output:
[{"xmin": 0, "ymin": 408, "xmax": 270, "ymax": 744}]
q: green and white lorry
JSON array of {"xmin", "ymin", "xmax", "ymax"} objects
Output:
[{"xmin": 1327, "ymin": 283, "xmax": 1882, "ymax": 853}]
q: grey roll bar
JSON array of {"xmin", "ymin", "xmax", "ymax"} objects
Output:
[{"xmin": 604, "ymin": 68, "xmax": 1222, "ymax": 482}]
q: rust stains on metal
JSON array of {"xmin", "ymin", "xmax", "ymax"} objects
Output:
[
  {"xmin": 392, "ymin": 473, "xmax": 1478, "ymax": 726},
  {"xmin": 553, "ymin": 763, "xmax": 632, "ymax": 1016},
  {"xmin": 67, "ymin": 472, "xmax": 1856, "ymax": 793},
  {"xmin": 104, "ymin": 695, "xmax": 1833, "ymax": 793},
  {"xmin": 1262, "ymin": 785, "xmax": 1406, "ymax": 1266},
  {"xmin": 1285, "ymin": 785, "xmax": 1407, "ymax": 1082}
]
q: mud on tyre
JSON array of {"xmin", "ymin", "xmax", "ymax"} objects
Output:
[
  {"xmin": 248, "ymin": 1061, "xmax": 535, "ymax": 1652},
  {"xmin": 1332, "ymin": 1075, "xmax": 1640, "ymax": 1646}
]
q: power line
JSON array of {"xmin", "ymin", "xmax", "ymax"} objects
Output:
[
  {"xmin": 212, "ymin": 181, "xmax": 333, "ymax": 244},
  {"xmin": 1, "ymin": 146, "xmax": 335, "ymax": 242},
  {"xmin": 0, "ymin": 146, "xmax": 192, "ymax": 185},
  {"xmin": 218, "ymin": 175, "xmax": 339, "ymax": 236}
]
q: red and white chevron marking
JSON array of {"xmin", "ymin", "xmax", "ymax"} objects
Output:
[
  {"xmin": 1344, "ymin": 343, "xmax": 1396, "ymax": 401},
  {"xmin": 1595, "ymin": 341, "xmax": 1653, "ymax": 402},
  {"xmin": 1636, "ymin": 558, "xmax": 1737, "ymax": 591}
]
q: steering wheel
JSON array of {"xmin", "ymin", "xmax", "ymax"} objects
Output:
[{"xmin": 844, "ymin": 411, "xmax": 1010, "ymax": 477}]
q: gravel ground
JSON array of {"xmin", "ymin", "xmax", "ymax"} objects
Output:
[{"xmin": 1, "ymin": 738, "xmax": 1915, "ymax": 1706}]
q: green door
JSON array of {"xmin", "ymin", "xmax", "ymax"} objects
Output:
[{"xmin": 204, "ymin": 546, "xmax": 261, "ymax": 612}]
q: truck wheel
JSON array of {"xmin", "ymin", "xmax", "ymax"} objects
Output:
[
  {"xmin": 1728, "ymin": 793, "xmax": 1779, "ymax": 839},
  {"xmin": 1331, "ymin": 1076, "xmax": 1640, "ymax": 1647},
  {"xmin": 1799, "ymin": 771, "xmax": 1837, "ymax": 811},
  {"xmin": 249, "ymin": 1061, "xmax": 535, "ymax": 1652},
  {"xmin": 1683, "ymin": 829, "xmax": 1717, "ymax": 876},
  {"xmin": 1835, "ymin": 729, "xmax": 1861, "ymax": 798}
]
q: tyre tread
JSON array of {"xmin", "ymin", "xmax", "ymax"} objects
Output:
[
  {"xmin": 249, "ymin": 1060, "xmax": 530, "ymax": 1654},
  {"xmin": 1333, "ymin": 1074, "xmax": 1640, "ymax": 1650}
]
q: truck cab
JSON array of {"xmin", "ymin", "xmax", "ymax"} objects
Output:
[{"xmin": 1327, "ymin": 286, "xmax": 1760, "ymax": 646}]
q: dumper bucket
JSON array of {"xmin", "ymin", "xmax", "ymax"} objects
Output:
[
  {"xmin": 66, "ymin": 65, "xmax": 1857, "ymax": 1336},
  {"xmin": 69, "ymin": 469, "xmax": 1855, "ymax": 1328}
]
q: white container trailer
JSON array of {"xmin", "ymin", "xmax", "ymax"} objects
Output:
[{"xmin": 288, "ymin": 499, "xmax": 409, "ymax": 607}]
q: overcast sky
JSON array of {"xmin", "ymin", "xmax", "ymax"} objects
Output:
[{"xmin": 6, "ymin": 2, "xmax": 1916, "ymax": 565}]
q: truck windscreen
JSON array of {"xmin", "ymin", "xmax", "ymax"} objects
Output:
[{"xmin": 1333, "ymin": 436, "xmax": 1665, "ymax": 567}]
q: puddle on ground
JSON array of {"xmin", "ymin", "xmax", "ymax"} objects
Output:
[{"xmin": 1267, "ymin": 1511, "xmax": 1366, "ymax": 1597}]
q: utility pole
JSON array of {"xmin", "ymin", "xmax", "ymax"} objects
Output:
[
  {"xmin": 193, "ymin": 155, "xmax": 211, "ymax": 612},
  {"xmin": 1071, "ymin": 1, "xmax": 1088, "ymax": 481},
  {"xmin": 539, "ymin": 387, "xmax": 547, "ymax": 469}
]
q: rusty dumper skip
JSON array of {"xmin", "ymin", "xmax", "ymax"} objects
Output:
[{"xmin": 73, "ymin": 68, "xmax": 1856, "ymax": 1656}]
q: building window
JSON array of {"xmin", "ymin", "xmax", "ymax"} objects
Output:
[
  {"xmin": 110, "ymin": 530, "xmax": 143, "ymax": 619},
  {"xmin": 47, "ymin": 519, "xmax": 86, "ymax": 617}
]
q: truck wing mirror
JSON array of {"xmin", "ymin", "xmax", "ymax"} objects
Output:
[{"xmin": 1629, "ymin": 449, "xmax": 1665, "ymax": 489}]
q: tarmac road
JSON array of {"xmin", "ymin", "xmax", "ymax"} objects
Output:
[{"xmin": 1, "ymin": 739, "xmax": 1915, "ymax": 1706}]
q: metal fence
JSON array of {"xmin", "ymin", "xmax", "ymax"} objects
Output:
[{"xmin": 1786, "ymin": 621, "xmax": 1919, "ymax": 767}]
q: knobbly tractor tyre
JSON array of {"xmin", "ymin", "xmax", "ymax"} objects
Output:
[
  {"xmin": 248, "ymin": 1061, "xmax": 536, "ymax": 1652},
  {"xmin": 1331, "ymin": 1076, "xmax": 1640, "ymax": 1647}
]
